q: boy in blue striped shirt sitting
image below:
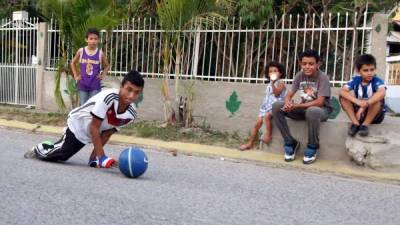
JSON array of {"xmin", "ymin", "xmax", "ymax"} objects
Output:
[{"xmin": 339, "ymin": 54, "xmax": 386, "ymax": 137}]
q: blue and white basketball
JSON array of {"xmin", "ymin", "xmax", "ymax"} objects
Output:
[{"xmin": 119, "ymin": 147, "xmax": 148, "ymax": 178}]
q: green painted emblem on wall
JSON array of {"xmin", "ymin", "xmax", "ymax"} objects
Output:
[
  {"xmin": 226, "ymin": 91, "xmax": 241, "ymax": 117},
  {"xmin": 328, "ymin": 96, "xmax": 341, "ymax": 119},
  {"xmin": 134, "ymin": 92, "xmax": 144, "ymax": 108}
]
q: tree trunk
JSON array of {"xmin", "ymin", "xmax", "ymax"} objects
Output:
[{"xmin": 161, "ymin": 40, "xmax": 176, "ymax": 124}]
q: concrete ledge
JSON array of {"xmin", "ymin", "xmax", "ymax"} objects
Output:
[
  {"xmin": 260, "ymin": 119, "xmax": 348, "ymax": 161},
  {"xmin": 260, "ymin": 115, "xmax": 400, "ymax": 162}
]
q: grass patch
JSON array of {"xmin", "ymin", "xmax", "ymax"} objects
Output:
[
  {"xmin": 120, "ymin": 121, "xmax": 244, "ymax": 148},
  {"xmin": 0, "ymin": 104, "xmax": 68, "ymax": 126},
  {"xmin": 0, "ymin": 104, "xmax": 244, "ymax": 148}
]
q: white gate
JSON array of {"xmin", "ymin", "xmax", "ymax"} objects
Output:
[{"xmin": 0, "ymin": 15, "xmax": 38, "ymax": 106}]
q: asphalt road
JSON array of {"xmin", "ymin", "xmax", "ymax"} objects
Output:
[{"xmin": 1, "ymin": 127, "xmax": 399, "ymax": 225}]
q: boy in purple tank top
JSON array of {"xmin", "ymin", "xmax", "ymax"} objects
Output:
[{"xmin": 71, "ymin": 28, "xmax": 110, "ymax": 105}]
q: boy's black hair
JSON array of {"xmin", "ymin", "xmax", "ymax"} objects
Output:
[
  {"xmin": 299, "ymin": 49, "xmax": 320, "ymax": 63},
  {"xmin": 265, "ymin": 61, "xmax": 286, "ymax": 79},
  {"xmin": 86, "ymin": 28, "xmax": 100, "ymax": 38},
  {"xmin": 122, "ymin": 70, "xmax": 145, "ymax": 87},
  {"xmin": 355, "ymin": 54, "xmax": 376, "ymax": 70}
]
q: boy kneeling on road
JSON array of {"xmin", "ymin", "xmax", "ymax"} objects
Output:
[{"xmin": 24, "ymin": 70, "xmax": 144, "ymax": 168}]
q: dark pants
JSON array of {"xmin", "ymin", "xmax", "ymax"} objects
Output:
[
  {"xmin": 34, "ymin": 128, "xmax": 85, "ymax": 162},
  {"xmin": 272, "ymin": 101, "xmax": 330, "ymax": 147}
]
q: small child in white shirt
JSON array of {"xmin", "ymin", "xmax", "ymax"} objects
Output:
[{"xmin": 239, "ymin": 62, "xmax": 287, "ymax": 151}]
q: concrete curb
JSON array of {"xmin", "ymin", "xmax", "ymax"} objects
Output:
[{"xmin": 1, "ymin": 118, "xmax": 399, "ymax": 183}]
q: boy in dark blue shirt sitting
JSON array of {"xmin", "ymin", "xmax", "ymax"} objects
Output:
[{"xmin": 339, "ymin": 54, "xmax": 386, "ymax": 137}]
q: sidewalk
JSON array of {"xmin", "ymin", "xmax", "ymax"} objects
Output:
[{"xmin": 1, "ymin": 118, "xmax": 399, "ymax": 183}]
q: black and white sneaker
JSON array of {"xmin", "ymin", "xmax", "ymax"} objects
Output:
[
  {"xmin": 348, "ymin": 124, "xmax": 359, "ymax": 136},
  {"xmin": 25, "ymin": 141, "xmax": 54, "ymax": 159},
  {"xmin": 358, "ymin": 125, "xmax": 369, "ymax": 137}
]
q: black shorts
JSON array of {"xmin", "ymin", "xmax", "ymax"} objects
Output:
[{"xmin": 34, "ymin": 128, "xmax": 85, "ymax": 162}]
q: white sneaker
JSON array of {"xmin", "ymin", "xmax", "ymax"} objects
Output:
[
  {"xmin": 284, "ymin": 140, "xmax": 300, "ymax": 162},
  {"xmin": 303, "ymin": 145, "xmax": 318, "ymax": 164}
]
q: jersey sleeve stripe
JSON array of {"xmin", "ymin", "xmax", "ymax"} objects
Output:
[
  {"xmin": 378, "ymin": 84, "xmax": 387, "ymax": 89},
  {"xmin": 104, "ymin": 94, "xmax": 119, "ymax": 105},
  {"xmin": 105, "ymin": 96, "xmax": 119, "ymax": 105},
  {"xmin": 127, "ymin": 106, "xmax": 137, "ymax": 118},
  {"xmin": 70, "ymin": 102, "xmax": 96, "ymax": 116},
  {"xmin": 90, "ymin": 112, "xmax": 104, "ymax": 120},
  {"xmin": 104, "ymin": 93, "xmax": 118, "ymax": 103}
]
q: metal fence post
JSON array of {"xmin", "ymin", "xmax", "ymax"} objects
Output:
[{"xmin": 192, "ymin": 27, "xmax": 201, "ymax": 77}]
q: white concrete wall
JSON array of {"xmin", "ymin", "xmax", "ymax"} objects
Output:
[
  {"xmin": 41, "ymin": 70, "xmax": 72, "ymax": 111},
  {"xmin": 108, "ymin": 77, "xmax": 272, "ymax": 134},
  {"xmin": 37, "ymin": 73, "xmax": 400, "ymax": 161},
  {"xmin": 40, "ymin": 73, "xmax": 345, "ymax": 135}
]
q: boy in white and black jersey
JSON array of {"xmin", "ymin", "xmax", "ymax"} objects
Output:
[{"xmin": 24, "ymin": 70, "xmax": 144, "ymax": 168}]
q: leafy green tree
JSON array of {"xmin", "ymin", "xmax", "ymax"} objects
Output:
[
  {"xmin": 233, "ymin": 0, "xmax": 396, "ymax": 81},
  {"xmin": 290, "ymin": 0, "xmax": 396, "ymax": 79},
  {"xmin": 237, "ymin": 0, "xmax": 273, "ymax": 27},
  {"xmin": 0, "ymin": 0, "xmax": 30, "ymax": 19},
  {"xmin": 123, "ymin": 0, "xmax": 158, "ymax": 18},
  {"xmin": 0, "ymin": 0, "xmax": 50, "ymax": 21},
  {"xmin": 156, "ymin": 0, "xmax": 234, "ymax": 127}
]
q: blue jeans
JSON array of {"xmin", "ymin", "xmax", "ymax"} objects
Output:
[{"xmin": 79, "ymin": 89, "xmax": 100, "ymax": 106}]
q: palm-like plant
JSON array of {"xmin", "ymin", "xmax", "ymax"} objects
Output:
[
  {"xmin": 38, "ymin": 0, "xmax": 121, "ymax": 110},
  {"xmin": 156, "ymin": 0, "xmax": 235, "ymax": 127}
]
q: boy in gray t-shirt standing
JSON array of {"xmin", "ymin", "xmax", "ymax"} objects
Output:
[{"xmin": 272, "ymin": 50, "xmax": 332, "ymax": 164}]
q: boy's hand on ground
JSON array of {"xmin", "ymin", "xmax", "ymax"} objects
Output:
[{"xmin": 98, "ymin": 155, "xmax": 117, "ymax": 168}]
